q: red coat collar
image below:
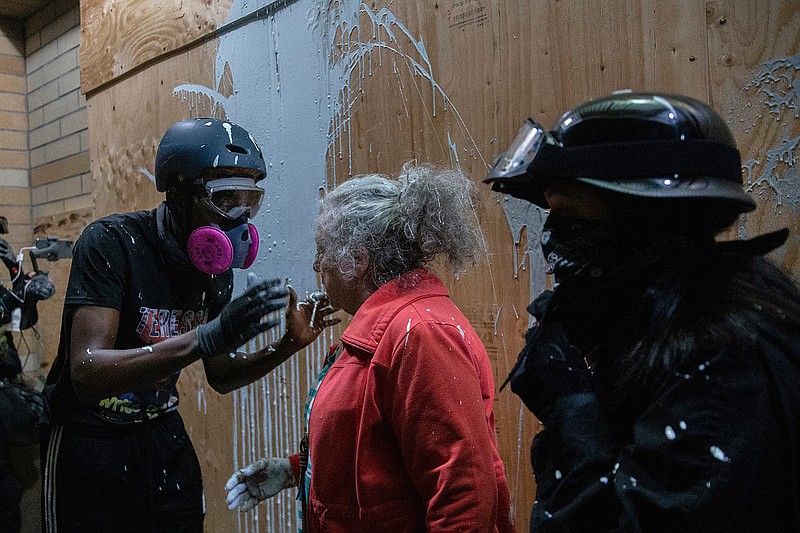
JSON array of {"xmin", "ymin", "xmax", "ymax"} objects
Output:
[{"xmin": 340, "ymin": 269, "xmax": 449, "ymax": 353}]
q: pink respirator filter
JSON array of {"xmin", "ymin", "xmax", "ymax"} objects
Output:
[{"xmin": 187, "ymin": 226, "xmax": 234, "ymax": 275}]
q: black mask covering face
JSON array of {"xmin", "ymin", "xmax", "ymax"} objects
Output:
[
  {"xmin": 540, "ymin": 212, "xmax": 706, "ymax": 349},
  {"xmin": 540, "ymin": 214, "xmax": 614, "ymax": 285}
]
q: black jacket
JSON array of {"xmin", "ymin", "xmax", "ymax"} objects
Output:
[{"xmin": 526, "ymin": 253, "xmax": 800, "ymax": 532}]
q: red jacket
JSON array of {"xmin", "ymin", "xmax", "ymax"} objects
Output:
[{"xmin": 305, "ymin": 270, "xmax": 514, "ymax": 532}]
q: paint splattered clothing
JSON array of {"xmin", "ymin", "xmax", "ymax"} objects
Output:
[
  {"xmin": 304, "ymin": 269, "xmax": 514, "ymax": 532},
  {"xmin": 525, "ymin": 256, "xmax": 800, "ymax": 532},
  {"xmin": 40, "ymin": 207, "xmax": 231, "ymax": 532},
  {"xmin": 42, "ymin": 412, "xmax": 204, "ymax": 532},
  {"xmin": 43, "ymin": 208, "xmax": 232, "ymax": 426}
]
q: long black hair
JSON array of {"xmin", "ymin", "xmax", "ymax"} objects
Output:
[{"xmin": 552, "ymin": 193, "xmax": 800, "ymax": 428}]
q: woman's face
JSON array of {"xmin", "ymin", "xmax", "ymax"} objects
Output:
[{"xmin": 313, "ymin": 246, "xmax": 354, "ymax": 315}]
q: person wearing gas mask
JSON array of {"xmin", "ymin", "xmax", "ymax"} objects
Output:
[
  {"xmin": 40, "ymin": 118, "xmax": 339, "ymax": 532},
  {"xmin": 484, "ymin": 92, "xmax": 800, "ymax": 532}
]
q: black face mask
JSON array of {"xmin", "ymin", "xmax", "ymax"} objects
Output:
[{"xmin": 540, "ymin": 214, "xmax": 614, "ymax": 284}]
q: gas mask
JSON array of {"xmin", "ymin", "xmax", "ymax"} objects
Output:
[{"xmin": 187, "ymin": 177, "xmax": 265, "ymax": 275}]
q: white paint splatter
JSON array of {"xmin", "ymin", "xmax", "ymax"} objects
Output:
[
  {"xmin": 197, "ymin": 387, "xmax": 207, "ymax": 414},
  {"xmin": 735, "ymin": 54, "xmax": 800, "ymax": 213},
  {"xmin": 710, "ymin": 446, "xmax": 731, "ymax": 462},
  {"xmin": 743, "ymin": 129, "xmax": 800, "ymax": 210},
  {"xmin": 172, "ymin": 84, "xmax": 229, "ymax": 116},
  {"xmin": 493, "ymin": 304, "xmax": 502, "ymax": 335},
  {"xmin": 325, "ymin": 1, "xmax": 485, "ymax": 179},
  {"xmin": 223, "ymin": 122, "xmax": 234, "ymax": 143},
  {"xmin": 138, "ymin": 167, "xmax": 156, "ymax": 184}
]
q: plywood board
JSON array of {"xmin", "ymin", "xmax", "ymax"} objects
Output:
[
  {"xmin": 79, "ymin": 0, "xmax": 233, "ymax": 94},
  {"xmin": 77, "ymin": 1, "xmax": 800, "ymax": 532},
  {"xmin": 321, "ymin": 2, "xmax": 714, "ymax": 527},
  {"xmin": 707, "ymin": 0, "xmax": 800, "ymax": 280}
]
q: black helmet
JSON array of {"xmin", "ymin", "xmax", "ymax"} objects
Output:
[
  {"xmin": 155, "ymin": 118, "xmax": 267, "ymax": 193},
  {"xmin": 484, "ymin": 92, "xmax": 755, "ymax": 213}
]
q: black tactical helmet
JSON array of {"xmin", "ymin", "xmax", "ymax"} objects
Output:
[
  {"xmin": 484, "ymin": 92, "xmax": 755, "ymax": 213},
  {"xmin": 155, "ymin": 118, "xmax": 267, "ymax": 193}
]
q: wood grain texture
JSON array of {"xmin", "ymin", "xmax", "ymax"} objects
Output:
[
  {"xmin": 79, "ymin": 1, "xmax": 800, "ymax": 532},
  {"xmin": 79, "ymin": 0, "xmax": 233, "ymax": 94},
  {"xmin": 707, "ymin": 0, "xmax": 800, "ymax": 280}
]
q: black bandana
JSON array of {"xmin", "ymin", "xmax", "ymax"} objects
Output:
[
  {"xmin": 540, "ymin": 213, "xmax": 703, "ymax": 289},
  {"xmin": 540, "ymin": 214, "xmax": 703, "ymax": 346},
  {"xmin": 542, "ymin": 213, "xmax": 789, "ymax": 286},
  {"xmin": 540, "ymin": 215, "xmax": 613, "ymax": 284}
]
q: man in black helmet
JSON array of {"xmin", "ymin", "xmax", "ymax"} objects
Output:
[
  {"xmin": 485, "ymin": 92, "xmax": 800, "ymax": 532},
  {"xmin": 40, "ymin": 118, "xmax": 338, "ymax": 531}
]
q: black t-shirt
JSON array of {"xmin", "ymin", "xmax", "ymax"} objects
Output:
[{"xmin": 44, "ymin": 208, "xmax": 232, "ymax": 425}]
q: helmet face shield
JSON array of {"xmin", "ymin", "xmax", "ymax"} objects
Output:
[
  {"xmin": 483, "ymin": 92, "xmax": 757, "ymax": 215},
  {"xmin": 485, "ymin": 118, "xmax": 560, "ymax": 182},
  {"xmin": 198, "ymin": 178, "xmax": 265, "ymax": 220}
]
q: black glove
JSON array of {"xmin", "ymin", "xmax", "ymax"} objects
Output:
[
  {"xmin": 195, "ymin": 278, "xmax": 288, "ymax": 357},
  {"xmin": 23, "ymin": 272, "xmax": 55, "ymax": 301},
  {"xmin": 507, "ymin": 290, "xmax": 593, "ymax": 424},
  {"xmin": 0, "ymin": 237, "xmax": 17, "ymax": 272}
]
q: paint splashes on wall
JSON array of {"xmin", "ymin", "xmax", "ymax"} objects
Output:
[
  {"xmin": 172, "ymin": 85, "xmax": 229, "ymax": 117},
  {"xmin": 172, "ymin": 0, "xmax": 498, "ymax": 529},
  {"xmin": 734, "ymin": 55, "xmax": 800, "ymax": 214},
  {"xmin": 324, "ymin": 0, "xmax": 545, "ymax": 325},
  {"xmin": 742, "ymin": 129, "xmax": 800, "ymax": 211},
  {"xmin": 498, "ymin": 196, "xmax": 547, "ymax": 327},
  {"xmin": 322, "ymin": 0, "xmax": 485, "ymax": 181},
  {"xmin": 172, "ymin": 1, "xmax": 543, "ymax": 529}
]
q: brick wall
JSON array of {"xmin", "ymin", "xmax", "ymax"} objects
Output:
[
  {"xmin": 25, "ymin": 0, "xmax": 90, "ymax": 222},
  {"xmin": 0, "ymin": 17, "xmax": 31, "ymax": 256}
]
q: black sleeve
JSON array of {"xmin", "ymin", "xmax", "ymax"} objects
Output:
[
  {"xmin": 0, "ymin": 330, "xmax": 22, "ymax": 378},
  {"xmin": 64, "ymin": 221, "xmax": 127, "ymax": 310},
  {"xmin": 530, "ymin": 350, "xmax": 777, "ymax": 532}
]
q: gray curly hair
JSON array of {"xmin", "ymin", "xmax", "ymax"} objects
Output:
[{"xmin": 315, "ymin": 163, "xmax": 486, "ymax": 286}]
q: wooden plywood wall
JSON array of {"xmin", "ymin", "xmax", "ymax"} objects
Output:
[{"xmin": 78, "ymin": 0, "xmax": 800, "ymax": 531}]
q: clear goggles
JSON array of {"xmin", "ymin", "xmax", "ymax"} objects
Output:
[
  {"xmin": 197, "ymin": 177, "xmax": 265, "ymax": 220},
  {"xmin": 484, "ymin": 118, "xmax": 560, "ymax": 182}
]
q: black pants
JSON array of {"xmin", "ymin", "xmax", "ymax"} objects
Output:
[
  {"xmin": 0, "ymin": 425, "xmax": 22, "ymax": 533},
  {"xmin": 40, "ymin": 412, "xmax": 204, "ymax": 533}
]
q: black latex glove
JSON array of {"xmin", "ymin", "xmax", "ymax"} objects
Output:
[
  {"xmin": 195, "ymin": 278, "xmax": 288, "ymax": 357},
  {"xmin": 507, "ymin": 290, "xmax": 593, "ymax": 424},
  {"xmin": 0, "ymin": 237, "xmax": 16, "ymax": 272}
]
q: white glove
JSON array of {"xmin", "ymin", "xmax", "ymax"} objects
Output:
[{"xmin": 225, "ymin": 457, "xmax": 296, "ymax": 512}]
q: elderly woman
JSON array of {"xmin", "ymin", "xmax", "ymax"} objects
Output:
[{"xmin": 226, "ymin": 164, "xmax": 514, "ymax": 532}]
